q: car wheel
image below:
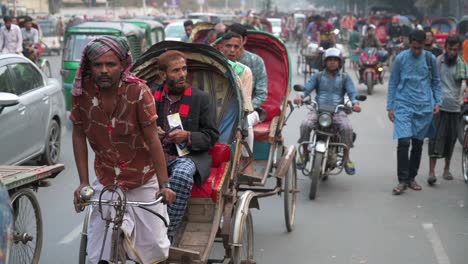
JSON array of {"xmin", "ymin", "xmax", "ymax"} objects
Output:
[{"xmin": 39, "ymin": 120, "xmax": 61, "ymax": 165}]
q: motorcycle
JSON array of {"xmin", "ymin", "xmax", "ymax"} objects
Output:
[
  {"xmin": 358, "ymin": 47, "xmax": 384, "ymax": 95},
  {"xmin": 460, "ymin": 96, "xmax": 468, "ymax": 185},
  {"xmin": 294, "ymin": 84, "xmax": 366, "ymax": 199}
]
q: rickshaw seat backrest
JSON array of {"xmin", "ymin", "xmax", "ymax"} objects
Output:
[
  {"xmin": 208, "ymin": 143, "xmax": 231, "ymax": 167},
  {"xmin": 244, "ymin": 31, "xmax": 291, "ymax": 122}
]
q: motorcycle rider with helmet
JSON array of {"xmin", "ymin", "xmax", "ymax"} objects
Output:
[{"xmin": 294, "ymin": 48, "xmax": 362, "ymax": 175}]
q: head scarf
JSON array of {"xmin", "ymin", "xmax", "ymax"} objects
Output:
[{"xmin": 72, "ymin": 35, "xmax": 143, "ymax": 96}]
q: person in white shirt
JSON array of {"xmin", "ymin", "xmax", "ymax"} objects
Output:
[
  {"xmin": 21, "ymin": 17, "xmax": 39, "ymax": 61},
  {"xmin": 0, "ymin": 16, "xmax": 22, "ymax": 54}
]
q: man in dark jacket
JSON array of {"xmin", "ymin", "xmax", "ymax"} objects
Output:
[{"xmin": 152, "ymin": 50, "xmax": 219, "ymax": 239}]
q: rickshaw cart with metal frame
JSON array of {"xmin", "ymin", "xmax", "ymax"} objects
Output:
[
  {"xmin": 78, "ymin": 41, "xmax": 258, "ymax": 264},
  {"xmin": 239, "ymin": 30, "xmax": 299, "ymax": 232},
  {"xmin": 0, "ymin": 164, "xmax": 65, "ymax": 264}
]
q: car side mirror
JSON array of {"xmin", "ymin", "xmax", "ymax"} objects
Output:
[
  {"xmin": 355, "ymin": 95, "xmax": 367, "ymax": 101},
  {"xmin": 0, "ymin": 92, "xmax": 19, "ymax": 108},
  {"xmin": 293, "ymin": 84, "xmax": 305, "ymax": 92}
]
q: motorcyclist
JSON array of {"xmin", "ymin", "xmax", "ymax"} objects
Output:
[
  {"xmin": 294, "ymin": 48, "xmax": 362, "ymax": 175},
  {"xmin": 21, "ymin": 17, "xmax": 39, "ymax": 62},
  {"xmin": 357, "ymin": 24, "xmax": 387, "ymax": 83}
]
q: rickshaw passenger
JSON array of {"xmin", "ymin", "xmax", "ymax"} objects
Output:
[
  {"xmin": 152, "ymin": 50, "xmax": 219, "ymax": 240},
  {"xmin": 227, "ymin": 23, "xmax": 268, "ymax": 118},
  {"xmin": 21, "ymin": 17, "xmax": 39, "ymax": 62},
  {"xmin": 219, "ymin": 32, "xmax": 255, "ymax": 151},
  {"xmin": 0, "ymin": 16, "xmax": 22, "ymax": 54}
]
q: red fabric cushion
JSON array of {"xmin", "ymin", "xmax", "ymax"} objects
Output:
[
  {"xmin": 253, "ymin": 121, "xmax": 271, "ymax": 142},
  {"xmin": 208, "ymin": 143, "xmax": 231, "ymax": 168},
  {"xmin": 191, "ymin": 143, "xmax": 231, "ymax": 202},
  {"xmin": 191, "ymin": 162, "xmax": 228, "ymax": 202}
]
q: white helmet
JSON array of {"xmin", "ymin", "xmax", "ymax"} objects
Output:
[{"xmin": 324, "ymin": 48, "xmax": 342, "ymax": 62}]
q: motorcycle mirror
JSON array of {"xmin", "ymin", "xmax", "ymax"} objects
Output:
[
  {"xmin": 355, "ymin": 95, "xmax": 367, "ymax": 101},
  {"xmin": 293, "ymin": 84, "xmax": 305, "ymax": 92}
]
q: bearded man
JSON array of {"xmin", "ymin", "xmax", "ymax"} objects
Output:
[
  {"xmin": 427, "ymin": 35, "xmax": 468, "ymax": 185},
  {"xmin": 152, "ymin": 50, "xmax": 219, "ymax": 240}
]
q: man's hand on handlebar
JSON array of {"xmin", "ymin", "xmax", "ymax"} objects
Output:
[
  {"xmin": 293, "ymin": 95, "xmax": 303, "ymax": 106},
  {"xmin": 74, "ymin": 183, "xmax": 90, "ymax": 213},
  {"xmin": 157, "ymin": 188, "xmax": 176, "ymax": 205},
  {"xmin": 352, "ymin": 104, "xmax": 361, "ymax": 113}
]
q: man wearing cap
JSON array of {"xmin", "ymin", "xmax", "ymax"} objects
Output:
[{"xmin": 71, "ymin": 36, "xmax": 175, "ymax": 263}]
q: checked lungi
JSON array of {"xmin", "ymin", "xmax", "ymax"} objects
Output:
[
  {"xmin": 167, "ymin": 158, "xmax": 197, "ymax": 237},
  {"xmin": 298, "ymin": 110, "xmax": 354, "ymax": 148}
]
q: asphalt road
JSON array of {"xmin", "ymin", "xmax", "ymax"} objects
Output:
[{"xmin": 35, "ymin": 46, "xmax": 468, "ymax": 264}]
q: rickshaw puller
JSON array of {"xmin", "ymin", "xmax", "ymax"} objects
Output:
[{"xmin": 71, "ymin": 36, "xmax": 175, "ymax": 264}]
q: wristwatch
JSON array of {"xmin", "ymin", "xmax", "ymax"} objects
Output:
[{"xmin": 160, "ymin": 182, "xmax": 171, "ymax": 190}]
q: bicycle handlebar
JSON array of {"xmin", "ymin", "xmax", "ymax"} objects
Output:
[{"xmin": 78, "ymin": 186, "xmax": 166, "ymax": 208}]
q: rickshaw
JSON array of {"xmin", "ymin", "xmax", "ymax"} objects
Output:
[
  {"xmin": 0, "ymin": 164, "xmax": 64, "ymax": 263},
  {"xmin": 457, "ymin": 16, "xmax": 468, "ymax": 37},
  {"xmin": 431, "ymin": 17, "xmax": 458, "ymax": 48},
  {"xmin": 78, "ymin": 41, "xmax": 258, "ymax": 264},
  {"xmin": 239, "ymin": 30, "xmax": 298, "ymax": 232},
  {"xmin": 17, "ymin": 16, "xmax": 52, "ymax": 78},
  {"xmin": 190, "ymin": 22, "xmax": 216, "ymax": 44},
  {"xmin": 124, "ymin": 19, "xmax": 165, "ymax": 50},
  {"xmin": 60, "ymin": 21, "xmax": 146, "ymax": 110}
]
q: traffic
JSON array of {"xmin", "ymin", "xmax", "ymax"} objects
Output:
[{"xmin": 0, "ymin": 1, "xmax": 467, "ymax": 263}]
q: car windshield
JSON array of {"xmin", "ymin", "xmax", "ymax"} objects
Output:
[
  {"xmin": 269, "ymin": 20, "xmax": 281, "ymax": 27},
  {"xmin": 63, "ymin": 34, "xmax": 99, "ymax": 61},
  {"xmin": 38, "ymin": 22, "xmax": 56, "ymax": 37},
  {"xmin": 165, "ymin": 24, "xmax": 185, "ymax": 38}
]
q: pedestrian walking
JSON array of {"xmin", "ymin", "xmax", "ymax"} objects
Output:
[
  {"xmin": 387, "ymin": 29, "xmax": 442, "ymax": 195},
  {"xmin": 428, "ymin": 35, "xmax": 468, "ymax": 185}
]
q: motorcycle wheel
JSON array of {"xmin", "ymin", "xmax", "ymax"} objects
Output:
[
  {"xmin": 309, "ymin": 152, "xmax": 323, "ymax": 200},
  {"xmin": 366, "ymin": 72, "xmax": 374, "ymax": 95}
]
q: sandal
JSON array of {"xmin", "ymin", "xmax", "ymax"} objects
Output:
[
  {"xmin": 408, "ymin": 181, "xmax": 422, "ymax": 191},
  {"xmin": 442, "ymin": 171, "xmax": 453, "ymax": 180},
  {"xmin": 392, "ymin": 183, "xmax": 407, "ymax": 195},
  {"xmin": 427, "ymin": 175, "xmax": 437, "ymax": 186},
  {"xmin": 344, "ymin": 161, "xmax": 356, "ymax": 175}
]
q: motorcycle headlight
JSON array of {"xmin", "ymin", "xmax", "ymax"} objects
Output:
[
  {"xmin": 464, "ymin": 115, "xmax": 468, "ymax": 123},
  {"xmin": 318, "ymin": 113, "xmax": 332, "ymax": 128}
]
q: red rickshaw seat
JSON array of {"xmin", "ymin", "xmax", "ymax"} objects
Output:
[{"xmin": 191, "ymin": 143, "xmax": 231, "ymax": 202}]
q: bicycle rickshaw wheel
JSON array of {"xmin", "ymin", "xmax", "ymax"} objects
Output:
[
  {"xmin": 231, "ymin": 211, "xmax": 254, "ymax": 264},
  {"xmin": 284, "ymin": 155, "xmax": 298, "ymax": 232},
  {"xmin": 9, "ymin": 188, "xmax": 43, "ymax": 264},
  {"xmin": 463, "ymin": 129, "xmax": 468, "ymax": 184},
  {"xmin": 78, "ymin": 207, "xmax": 91, "ymax": 264}
]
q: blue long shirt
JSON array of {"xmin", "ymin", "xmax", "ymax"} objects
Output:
[
  {"xmin": 302, "ymin": 70, "xmax": 358, "ymax": 108},
  {"xmin": 239, "ymin": 50, "xmax": 268, "ymax": 109},
  {"xmin": 386, "ymin": 49, "xmax": 442, "ymax": 139}
]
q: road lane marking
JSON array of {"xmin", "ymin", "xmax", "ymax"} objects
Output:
[
  {"xmin": 59, "ymin": 222, "xmax": 83, "ymax": 245},
  {"xmin": 422, "ymin": 222, "xmax": 451, "ymax": 264}
]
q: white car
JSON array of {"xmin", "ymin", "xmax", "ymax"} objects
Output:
[
  {"xmin": 37, "ymin": 19, "xmax": 61, "ymax": 56},
  {"xmin": 164, "ymin": 19, "xmax": 202, "ymax": 42},
  {"xmin": 267, "ymin": 18, "xmax": 282, "ymax": 38},
  {"xmin": 0, "ymin": 54, "xmax": 66, "ymax": 165}
]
